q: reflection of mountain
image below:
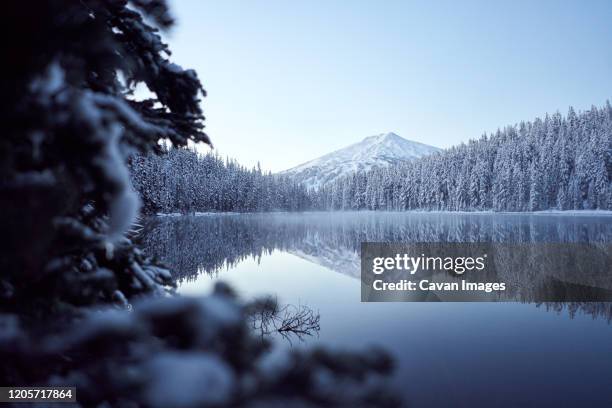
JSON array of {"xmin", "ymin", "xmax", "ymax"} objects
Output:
[
  {"xmin": 287, "ymin": 233, "xmax": 361, "ymax": 278},
  {"xmin": 138, "ymin": 212, "xmax": 612, "ymax": 321}
]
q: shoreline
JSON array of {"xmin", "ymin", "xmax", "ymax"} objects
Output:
[{"xmin": 154, "ymin": 209, "xmax": 612, "ymax": 217}]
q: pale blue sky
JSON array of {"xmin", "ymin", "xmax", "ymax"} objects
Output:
[{"xmin": 165, "ymin": 0, "xmax": 612, "ymax": 172}]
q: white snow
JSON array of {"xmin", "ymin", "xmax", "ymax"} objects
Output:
[
  {"xmin": 144, "ymin": 352, "xmax": 234, "ymax": 408},
  {"xmin": 279, "ymin": 132, "xmax": 440, "ymax": 190},
  {"xmin": 30, "ymin": 62, "xmax": 64, "ymax": 94}
]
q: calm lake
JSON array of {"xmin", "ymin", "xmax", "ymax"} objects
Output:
[{"xmin": 140, "ymin": 212, "xmax": 612, "ymax": 407}]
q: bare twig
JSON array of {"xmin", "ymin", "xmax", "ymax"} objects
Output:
[{"xmin": 246, "ymin": 296, "xmax": 320, "ymax": 344}]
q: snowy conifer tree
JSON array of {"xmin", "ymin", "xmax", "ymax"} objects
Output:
[{"xmin": 1, "ymin": 2, "xmax": 398, "ymax": 405}]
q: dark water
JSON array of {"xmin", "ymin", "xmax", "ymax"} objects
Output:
[{"xmin": 140, "ymin": 212, "xmax": 612, "ymax": 407}]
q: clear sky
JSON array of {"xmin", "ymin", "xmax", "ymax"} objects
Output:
[{"xmin": 165, "ymin": 0, "xmax": 612, "ymax": 172}]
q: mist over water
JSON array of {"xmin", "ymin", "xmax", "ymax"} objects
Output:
[{"xmin": 140, "ymin": 212, "xmax": 612, "ymax": 407}]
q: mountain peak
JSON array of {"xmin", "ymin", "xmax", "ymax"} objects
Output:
[
  {"xmin": 363, "ymin": 132, "xmax": 401, "ymax": 142},
  {"xmin": 280, "ymin": 132, "xmax": 440, "ymax": 190}
]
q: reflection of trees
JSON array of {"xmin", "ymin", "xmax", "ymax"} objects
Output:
[
  {"xmin": 490, "ymin": 244, "xmax": 612, "ymax": 301},
  {"xmin": 138, "ymin": 212, "xmax": 612, "ymax": 321},
  {"xmin": 538, "ymin": 301, "xmax": 612, "ymax": 323}
]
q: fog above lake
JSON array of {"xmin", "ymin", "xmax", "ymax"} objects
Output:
[{"xmin": 140, "ymin": 212, "xmax": 612, "ymax": 320}]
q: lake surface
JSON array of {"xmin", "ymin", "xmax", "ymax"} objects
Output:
[{"xmin": 140, "ymin": 212, "xmax": 612, "ymax": 407}]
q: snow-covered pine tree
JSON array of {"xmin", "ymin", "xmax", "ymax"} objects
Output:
[
  {"xmin": 2, "ymin": 0, "xmax": 210, "ymax": 310},
  {"xmin": 1, "ymin": 2, "xmax": 397, "ymax": 405}
]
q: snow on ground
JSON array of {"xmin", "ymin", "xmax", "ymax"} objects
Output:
[
  {"xmin": 156, "ymin": 210, "xmax": 612, "ymax": 217},
  {"xmin": 530, "ymin": 210, "xmax": 612, "ymax": 216}
]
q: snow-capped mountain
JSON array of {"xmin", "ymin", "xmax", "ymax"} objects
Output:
[{"xmin": 280, "ymin": 132, "xmax": 440, "ymax": 190}]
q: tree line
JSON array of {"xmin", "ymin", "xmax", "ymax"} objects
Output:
[
  {"xmin": 130, "ymin": 103, "xmax": 611, "ymax": 214},
  {"xmin": 129, "ymin": 147, "xmax": 312, "ymax": 214},
  {"xmin": 314, "ymin": 103, "xmax": 611, "ymax": 211}
]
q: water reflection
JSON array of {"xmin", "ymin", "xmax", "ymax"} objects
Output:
[{"xmin": 139, "ymin": 212, "xmax": 612, "ymax": 321}]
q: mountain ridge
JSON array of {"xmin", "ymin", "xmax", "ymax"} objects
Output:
[{"xmin": 280, "ymin": 132, "xmax": 440, "ymax": 190}]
